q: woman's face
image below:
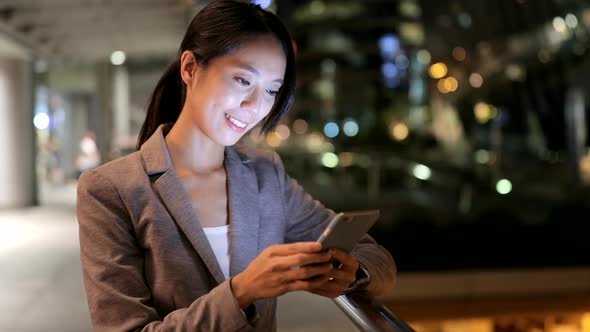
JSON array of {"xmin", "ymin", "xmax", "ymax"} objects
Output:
[{"xmin": 184, "ymin": 34, "xmax": 287, "ymax": 146}]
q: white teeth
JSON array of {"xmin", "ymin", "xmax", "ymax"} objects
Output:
[{"xmin": 225, "ymin": 113, "xmax": 247, "ymax": 128}]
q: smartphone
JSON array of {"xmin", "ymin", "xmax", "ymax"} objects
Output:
[{"xmin": 317, "ymin": 210, "xmax": 380, "ymax": 253}]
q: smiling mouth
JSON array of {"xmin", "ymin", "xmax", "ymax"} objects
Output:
[{"xmin": 224, "ymin": 113, "xmax": 248, "ymax": 129}]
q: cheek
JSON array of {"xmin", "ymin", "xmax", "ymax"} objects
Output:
[
  {"xmin": 193, "ymin": 77, "xmax": 234, "ymax": 111},
  {"xmin": 211, "ymin": 84, "xmax": 240, "ymax": 109},
  {"xmin": 261, "ymin": 99, "xmax": 276, "ymax": 117},
  {"xmin": 195, "ymin": 92, "xmax": 228, "ymax": 118}
]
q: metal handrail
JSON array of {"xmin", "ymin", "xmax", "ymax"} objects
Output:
[{"xmin": 333, "ymin": 291, "xmax": 415, "ymax": 332}]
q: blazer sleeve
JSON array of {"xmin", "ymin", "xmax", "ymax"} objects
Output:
[
  {"xmin": 272, "ymin": 153, "xmax": 397, "ymax": 295},
  {"xmin": 77, "ymin": 170, "xmax": 256, "ymax": 332}
]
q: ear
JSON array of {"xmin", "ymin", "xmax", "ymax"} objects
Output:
[{"xmin": 180, "ymin": 50, "xmax": 199, "ymax": 85}]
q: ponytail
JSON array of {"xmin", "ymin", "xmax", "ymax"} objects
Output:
[{"xmin": 136, "ymin": 60, "xmax": 184, "ymax": 149}]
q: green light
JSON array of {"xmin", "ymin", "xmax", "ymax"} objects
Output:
[
  {"xmin": 321, "ymin": 152, "xmax": 339, "ymax": 168},
  {"xmin": 412, "ymin": 164, "xmax": 431, "ymax": 180},
  {"xmin": 496, "ymin": 179, "xmax": 512, "ymax": 195}
]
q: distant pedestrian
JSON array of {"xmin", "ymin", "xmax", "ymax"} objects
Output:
[{"xmin": 75, "ymin": 130, "xmax": 100, "ymax": 178}]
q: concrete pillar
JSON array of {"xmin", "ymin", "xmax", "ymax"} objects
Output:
[
  {"xmin": 96, "ymin": 61, "xmax": 113, "ymax": 162},
  {"xmin": 112, "ymin": 66, "xmax": 130, "ymax": 150},
  {"xmin": 0, "ymin": 58, "xmax": 35, "ymax": 207}
]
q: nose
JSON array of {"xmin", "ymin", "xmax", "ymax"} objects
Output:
[{"xmin": 240, "ymin": 89, "xmax": 262, "ymax": 114}]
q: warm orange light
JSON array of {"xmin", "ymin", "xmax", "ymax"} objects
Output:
[
  {"xmin": 390, "ymin": 122, "xmax": 409, "ymax": 141},
  {"xmin": 441, "ymin": 318, "xmax": 494, "ymax": 332},
  {"xmin": 266, "ymin": 132, "xmax": 282, "ymax": 147},
  {"xmin": 437, "ymin": 79, "xmax": 449, "ymax": 93},
  {"xmin": 429, "ymin": 62, "xmax": 448, "ymax": 79},
  {"xmin": 581, "ymin": 312, "xmax": 590, "ymax": 332},
  {"xmin": 444, "ymin": 77, "xmax": 459, "ymax": 92}
]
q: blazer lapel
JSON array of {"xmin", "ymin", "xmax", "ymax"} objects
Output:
[
  {"xmin": 141, "ymin": 125, "xmax": 226, "ymax": 285},
  {"xmin": 225, "ymin": 147, "xmax": 261, "ymax": 277}
]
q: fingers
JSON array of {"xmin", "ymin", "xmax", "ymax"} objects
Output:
[
  {"xmin": 283, "ymin": 262, "xmax": 333, "ymax": 281},
  {"xmin": 307, "ymin": 278, "xmax": 349, "ymax": 297},
  {"xmin": 264, "ymin": 243, "xmax": 331, "ymax": 270},
  {"xmin": 266, "ymin": 242, "xmax": 322, "ymax": 257},
  {"xmin": 329, "ymin": 249, "xmax": 359, "ymax": 273},
  {"xmin": 307, "ymin": 278, "xmax": 349, "ymax": 298},
  {"xmin": 308, "ymin": 263, "xmax": 357, "ymax": 297},
  {"xmin": 326, "ymin": 269, "xmax": 355, "ymax": 288},
  {"xmin": 276, "ymin": 252, "xmax": 332, "ymax": 270},
  {"xmin": 241, "ymin": 244, "xmax": 356, "ymax": 302},
  {"xmin": 286, "ymin": 275, "xmax": 331, "ymax": 292},
  {"xmin": 246, "ymin": 244, "xmax": 361, "ymax": 300}
]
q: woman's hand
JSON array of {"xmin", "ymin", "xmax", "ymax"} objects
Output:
[
  {"xmin": 230, "ymin": 242, "xmax": 333, "ymax": 309},
  {"xmin": 307, "ymin": 249, "xmax": 359, "ymax": 298}
]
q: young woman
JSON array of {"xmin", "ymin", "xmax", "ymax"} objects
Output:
[{"xmin": 77, "ymin": 1, "xmax": 396, "ymax": 331}]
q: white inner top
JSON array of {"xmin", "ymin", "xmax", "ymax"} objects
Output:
[{"xmin": 202, "ymin": 225, "xmax": 230, "ymax": 280}]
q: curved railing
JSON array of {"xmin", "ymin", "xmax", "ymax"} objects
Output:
[{"xmin": 333, "ymin": 291, "xmax": 415, "ymax": 332}]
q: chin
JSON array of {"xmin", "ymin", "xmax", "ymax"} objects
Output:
[
  {"xmin": 214, "ymin": 133, "xmax": 243, "ymax": 147},
  {"xmin": 209, "ymin": 125, "xmax": 251, "ymax": 146}
]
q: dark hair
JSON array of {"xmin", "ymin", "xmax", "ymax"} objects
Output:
[{"xmin": 137, "ymin": 0, "xmax": 296, "ymax": 149}]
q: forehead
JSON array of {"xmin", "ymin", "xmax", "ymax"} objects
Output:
[{"xmin": 212, "ymin": 35, "xmax": 287, "ymax": 78}]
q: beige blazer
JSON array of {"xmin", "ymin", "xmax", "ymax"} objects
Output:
[{"xmin": 77, "ymin": 125, "xmax": 396, "ymax": 332}]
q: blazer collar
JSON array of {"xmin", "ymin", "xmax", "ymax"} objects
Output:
[
  {"xmin": 140, "ymin": 124, "xmax": 260, "ymax": 283},
  {"xmin": 139, "ymin": 124, "xmax": 174, "ymax": 175},
  {"xmin": 225, "ymin": 146, "xmax": 261, "ymax": 278}
]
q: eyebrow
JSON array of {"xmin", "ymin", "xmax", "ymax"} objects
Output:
[{"xmin": 237, "ymin": 64, "xmax": 283, "ymax": 84}]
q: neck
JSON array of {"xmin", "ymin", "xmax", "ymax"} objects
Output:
[{"xmin": 165, "ymin": 115, "xmax": 225, "ymax": 174}]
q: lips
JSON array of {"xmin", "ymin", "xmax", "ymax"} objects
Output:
[{"xmin": 224, "ymin": 113, "xmax": 248, "ymax": 130}]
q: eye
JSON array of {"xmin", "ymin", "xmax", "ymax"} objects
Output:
[
  {"xmin": 266, "ymin": 88, "xmax": 279, "ymax": 97},
  {"xmin": 235, "ymin": 77, "xmax": 250, "ymax": 86}
]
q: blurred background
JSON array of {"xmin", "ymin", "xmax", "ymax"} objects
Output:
[{"xmin": 1, "ymin": 0, "xmax": 590, "ymax": 331}]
